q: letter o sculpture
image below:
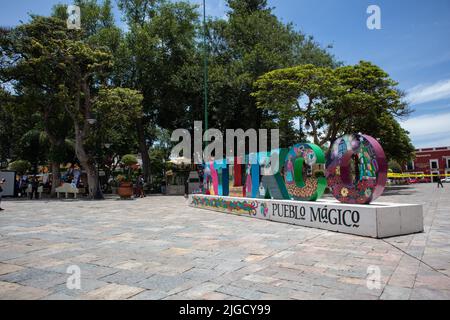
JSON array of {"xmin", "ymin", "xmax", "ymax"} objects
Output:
[{"xmin": 326, "ymin": 134, "xmax": 387, "ymax": 204}]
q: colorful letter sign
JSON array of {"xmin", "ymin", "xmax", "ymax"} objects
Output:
[
  {"xmin": 326, "ymin": 134, "xmax": 387, "ymax": 204},
  {"xmin": 202, "ymin": 133, "xmax": 387, "ymax": 205},
  {"xmin": 284, "ymin": 143, "xmax": 327, "ymax": 201}
]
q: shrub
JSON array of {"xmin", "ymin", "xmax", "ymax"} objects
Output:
[
  {"xmin": 121, "ymin": 154, "xmax": 138, "ymax": 167},
  {"xmin": 8, "ymin": 160, "xmax": 31, "ymax": 174}
]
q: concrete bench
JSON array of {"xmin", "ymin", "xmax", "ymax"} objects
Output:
[
  {"xmin": 55, "ymin": 183, "xmax": 80, "ymax": 199},
  {"xmin": 26, "ymin": 185, "xmax": 43, "ymax": 199}
]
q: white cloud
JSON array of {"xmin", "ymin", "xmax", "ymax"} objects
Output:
[
  {"xmin": 418, "ymin": 135, "xmax": 450, "ymax": 148},
  {"xmin": 401, "ymin": 112, "xmax": 450, "ymax": 136},
  {"xmin": 401, "ymin": 112, "xmax": 450, "ymax": 148},
  {"xmin": 407, "ymin": 79, "xmax": 450, "ymax": 105}
]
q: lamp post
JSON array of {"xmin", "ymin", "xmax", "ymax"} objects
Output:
[{"xmin": 203, "ymin": 0, "xmax": 208, "ymax": 143}]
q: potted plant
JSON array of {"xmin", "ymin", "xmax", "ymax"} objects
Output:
[{"xmin": 117, "ymin": 154, "xmax": 138, "ymax": 199}]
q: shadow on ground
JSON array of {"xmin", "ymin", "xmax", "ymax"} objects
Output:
[{"xmin": 382, "ymin": 185, "xmax": 418, "ymax": 196}]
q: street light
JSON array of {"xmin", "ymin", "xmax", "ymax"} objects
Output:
[{"xmin": 203, "ymin": 0, "xmax": 208, "ymax": 142}]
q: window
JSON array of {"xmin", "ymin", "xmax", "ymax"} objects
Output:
[
  {"xmin": 406, "ymin": 161, "xmax": 414, "ymax": 171},
  {"xmin": 447, "ymin": 158, "xmax": 450, "ymax": 169},
  {"xmin": 430, "ymin": 160, "xmax": 439, "ymax": 170}
]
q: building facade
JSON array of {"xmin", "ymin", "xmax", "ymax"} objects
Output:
[{"xmin": 405, "ymin": 146, "xmax": 450, "ymax": 181}]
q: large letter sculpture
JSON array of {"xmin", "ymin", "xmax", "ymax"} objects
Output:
[
  {"xmin": 258, "ymin": 149, "xmax": 290, "ymax": 200},
  {"xmin": 326, "ymin": 134, "xmax": 387, "ymax": 204},
  {"xmin": 228, "ymin": 157, "xmax": 245, "ymax": 197},
  {"xmin": 203, "ymin": 161, "xmax": 216, "ymax": 195},
  {"xmin": 284, "ymin": 143, "xmax": 327, "ymax": 201},
  {"xmin": 214, "ymin": 159, "xmax": 229, "ymax": 196},
  {"xmin": 244, "ymin": 153, "xmax": 260, "ymax": 199},
  {"xmin": 202, "ymin": 133, "xmax": 387, "ymax": 205}
]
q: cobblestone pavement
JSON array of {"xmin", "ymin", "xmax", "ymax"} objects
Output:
[{"xmin": 0, "ymin": 184, "xmax": 449, "ymax": 300}]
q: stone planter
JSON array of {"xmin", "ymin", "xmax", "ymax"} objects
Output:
[{"xmin": 117, "ymin": 182, "xmax": 133, "ymax": 199}]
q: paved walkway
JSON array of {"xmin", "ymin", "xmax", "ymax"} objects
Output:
[{"xmin": 0, "ymin": 184, "xmax": 449, "ymax": 300}]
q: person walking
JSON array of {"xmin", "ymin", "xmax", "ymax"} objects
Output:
[
  {"xmin": 0, "ymin": 178, "xmax": 5, "ymax": 211},
  {"xmin": 437, "ymin": 176, "xmax": 444, "ymax": 188}
]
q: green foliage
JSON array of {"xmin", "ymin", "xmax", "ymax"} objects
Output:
[
  {"xmin": 8, "ymin": 160, "xmax": 31, "ymax": 174},
  {"xmin": 88, "ymin": 87, "xmax": 143, "ymax": 161},
  {"xmin": 94, "ymin": 88, "xmax": 143, "ymax": 123},
  {"xmin": 0, "ymin": 90, "xmax": 14, "ymax": 164},
  {"xmin": 388, "ymin": 160, "xmax": 403, "ymax": 174},
  {"xmin": 116, "ymin": 0, "xmax": 200, "ymax": 128},
  {"xmin": 1, "ymin": 16, "xmax": 81, "ymax": 168},
  {"xmin": 0, "ymin": 0, "xmax": 417, "ymax": 190},
  {"xmin": 121, "ymin": 154, "xmax": 138, "ymax": 167},
  {"xmin": 53, "ymin": 0, "xmax": 115, "ymax": 37},
  {"xmin": 120, "ymin": 153, "xmax": 138, "ymax": 182},
  {"xmin": 227, "ymin": 0, "xmax": 270, "ymax": 15},
  {"xmin": 117, "ymin": 0, "xmax": 159, "ymax": 26},
  {"xmin": 253, "ymin": 61, "xmax": 415, "ymax": 162},
  {"xmin": 195, "ymin": 0, "xmax": 337, "ymax": 154},
  {"xmin": 0, "ymin": 12, "xmax": 131, "ymax": 196}
]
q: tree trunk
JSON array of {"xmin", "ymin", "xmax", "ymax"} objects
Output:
[
  {"xmin": 137, "ymin": 118, "xmax": 151, "ymax": 183},
  {"xmin": 83, "ymin": 163, "xmax": 99, "ymax": 199},
  {"xmin": 50, "ymin": 161, "xmax": 61, "ymax": 197},
  {"xmin": 74, "ymin": 123, "xmax": 101, "ymax": 199}
]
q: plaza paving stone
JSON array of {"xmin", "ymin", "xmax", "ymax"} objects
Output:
[{"xmin": 0, "ymin": 184, "xmax": 449, "ymax": 300}]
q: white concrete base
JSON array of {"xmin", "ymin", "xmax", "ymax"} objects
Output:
[{"xmin": 189, "ymin": 195, "xmax": 424, "ymax": 239}]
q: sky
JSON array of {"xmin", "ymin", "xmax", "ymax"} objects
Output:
[{"xmin": 1, "ymin": 0, "xmax": 449, "ymax": 148}]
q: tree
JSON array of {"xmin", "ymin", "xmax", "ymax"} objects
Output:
[
  {"xmin": 202, "ymin": 0, "xmax": 336, "ymax": 143},
  {"xmin": 148, "ymin": 126, "xmax": 173, "ymax": 188},
  {"xmin": 0, "ymin": 16, "xmax": 77, "ymax": 194},
  {"xmin": 389, "ymin": 160, "xmax": 403, "ymax": 174},
  {"xmin": 0, "ymin": 89, "xmax": 15, "ymax": 166},
  {"xmin": 58, "ymin": 30, "xmax": 144, "ymax": 198},
  {"xmin": 1, "ymin": 14, "xmax": 145, "ymax": 198},
  {"xmin": 53, "ymin": 0, "xmax": 115, "ymax": 38},
  {"xmin": 253, "ymin": 64, "xmax": 335, "ymax": 146},
  {"xmin": 90, "ymin": 87, "xmax": 143, "ymax": 173},
  {"xmin": 52, "ymin": 0, "xmax": 131, "ymax": 194},
  {"xmin": 253, "ymin": 61, "xmax": 415, "ymax": 162},
  {"xmin": 8, "ymin": 160, "xmax": 31, "ymax": 175},
  {"xmin": 227, "ymin": 0, "xmax": 270, "ymax": 14},
  {"xmin": 116, "ymin": 0, "xmax": 199, "ymax": 182}
]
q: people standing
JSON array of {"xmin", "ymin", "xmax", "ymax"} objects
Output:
[
  {"xmin": 19, "ymin": 174, "xmax": 28, "ymax": 197},
  {"xmin": 0, "ymin": 178, "xmax": 5, "ymax": 211},
  {"xmin": 30, "ymin": 175, "xmax": 39, "ymax": 199},
  {"xmin": 136, "ymin": 175, "xmax": 145, "ymax": 198},
  {"xmin": 184, "ymin": 178, "xmax": 189, "ymax": 198},
  {"xmin": 73, "ymin": 164, "xmax": 81, "ymax": 187},
  {"xmin": 437, "ymin": 176, "xmax": 444, "ymax": 188}
]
